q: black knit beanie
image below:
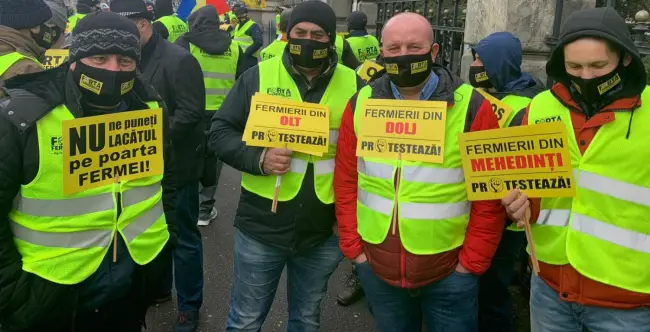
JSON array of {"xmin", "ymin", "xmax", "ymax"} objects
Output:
[
  {"xmin": 110, "ymin": 0, "xmax": 155, "ymax": 21},
  {"xmin": 69, "ymin": 11, "xmax": 141, "ymax": 63},
  {"xmin": 287, "ymin": 0, "xmax": 337, "ymax": 45},
  {"xmin": 0, "ymin": 0, "xmax": 52, "ymax": 30}
]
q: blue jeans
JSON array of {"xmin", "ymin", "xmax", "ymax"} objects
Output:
[
  {"xmin": 225, "ymin": 229, "xmax": 343, "ymax": 332},
  {"xmin": 356, "ymin": 262, "xmax": 479, "ymax": 332},
  {"xmin": 479, "ymin": 229, "xmax": 527, "ymax": 332},
  {"xmin": 530, "ymin": 275, "xmax": 650, "ymax": 332},
  {"xmin": 173, "ymin": 182, "xmax": 204, "ymax": 312}
]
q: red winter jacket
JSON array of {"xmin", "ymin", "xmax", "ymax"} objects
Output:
[{"xmin": 335, "ymin": 68, "xmax": 507, "ymax": 288}]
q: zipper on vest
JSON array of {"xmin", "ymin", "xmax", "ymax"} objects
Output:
[
  {"xmin": 113, "ymin": 179, "xmax": 121, "ymax": 263},
  {"xmin": 391, "ymin": 156, "xmax": 402, "ymax": 235}
]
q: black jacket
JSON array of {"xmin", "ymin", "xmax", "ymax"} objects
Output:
[
  {"xmin": 175, "ymin": 5, "xmax": 255, "ymax": 115},
  {"xmin": 0, "ymin": 65, "xmax": 177, "ymax": 331},
  {"xmin": 139, "ymin": 32, "xmax": 206, "ymax": 186},
  {"xmin": 340, "ymin": 38, "xmax": 361, "ymax": 70},
  {"xmin": 209, "ymin": 51, "xmax": 365, "ymax": 252}
]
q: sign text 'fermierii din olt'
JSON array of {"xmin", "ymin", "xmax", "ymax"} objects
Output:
[
  {"xmin": 243, "ymin": 94, "xmax": 330, "ymax": 155},
  {"xmin": 63, "ymin": 108, "xmax": 164, "ymax": 195},
  {"xmin": 356, "ymin": 99, "xmax": 448, "ymax": 163},
  {"xmin": 459, "ymin": 122, "xmax": 576, "ymax": 200}
]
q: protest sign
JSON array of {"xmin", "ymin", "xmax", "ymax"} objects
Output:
[
  {"xmin": 243, "ymin": 94, "xmax": 330, "ymax": 156},
  {"xmin": 357, "ymin": 60, "xmax": 385, "ymax": 83},
  {"xmin": 476, "ymin": 89, "xmax": 513, "ymax": 128},
  {"xmin": 43, "ymin": 49, "xmax": 69, "ymax": 69},
  {"xmin": 62, "ymin": 108, "xmax": 164, "ymax": 195},
  {"xmin": 356, "ymin": 99, "xmax": 448, "ymax": 164},
  {"xmin": 459, "ymin": 122, "xmax": 575, "ymax": 201}
]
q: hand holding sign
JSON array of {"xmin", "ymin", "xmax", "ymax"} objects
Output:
[
  {"xmin": 459, "ymin": 122, "xmax": 576, "ymax": 276},
  {"xmin": 243, "ymin": 94, "xmax": 330, "ymax": 212},
  {"xmin": 263, "ymin": 148, "xmax": 292, "ymax": 175}
]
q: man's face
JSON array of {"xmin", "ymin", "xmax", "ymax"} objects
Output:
[
  {"xmin": 78, "ymin": 54, "xmax": 137, "ymax": 72},
  {"xmin": 289, "ymin": 22, "xmax": 329, "ymax": 44},
  {"xmin": 381, "ymin": 22, "xmax": 436, "ymax": 60},
  {"xmin": 471, "ymin": 55, "xmax": 484, "ymax": 67},
  {"xmin": 563, "ymin": 38, "xmax": 621, "ymax": 79},
  {"xmin": 130, "ymin": 18, "xmax": 149, "ymax": 44}
]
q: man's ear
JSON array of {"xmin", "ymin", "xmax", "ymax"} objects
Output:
[
  {"xmin": 623, "ymin": 53, "xmax": 632, "ymax": 67},
  {"xmin": 431, "ymin": 43, "xmax": 440, "ymax": 61}
]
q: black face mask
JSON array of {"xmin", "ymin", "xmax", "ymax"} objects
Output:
[
  {"xmin": 50, "ymin": 26, "xmax": 62, "ymax": 46},
  {"xmin": 31, "ymin": 24, "xmax": 53, "ymax": 49},
  {"xmin": 237, "ymin": 16, "xmax": 248, "ymax": 24},
  {"xmin": 567, "ymin": 64, "xmax": 624, "ymax": 104},
  {"xmin": 288, "ymin": 38, "xmax": 330, "ymax": 69},
  {"xmin": 72, "ymin": 61, "xmax": 137, "ymax": 108},
  {"xmin": 469, "ymin": 65, "xmax": 493, "ymax": 89},
  {"xmin": 383, "ymin": 51, "xmax": 434, "ymax": 87}
]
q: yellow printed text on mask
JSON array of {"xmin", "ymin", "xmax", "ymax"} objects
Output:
[{"xmin": 80, "ymin": 74, "xmax": 103, "ymax": 95}]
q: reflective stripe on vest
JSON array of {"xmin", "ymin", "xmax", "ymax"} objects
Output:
[
  {"xmin": 155, "ymin": 15, "xmax": 188, "ymax": 42},
  {"xmin": 0, "ymin": 52, "xmax": 42, "ymax": 77},
  {"xmin": 260, "ymin": 40, "xmax": 287, "ymax": 61},
  {"xmin": 234, "ymin": 20, "xmax": 259, "ymax": 57},
  {"xmin": 346, "ymin": 35, "xmax": 380, "ymax": 62},
  {"xmin": 335, "ymin": 35, "xmax": 344, "ymax": 64},
  {"xmin": 352, "ymin": 84, "xmax": 474, "ymax": 255},
  {"xmin": 9, "ymin": 102, "xmax": 169, "ymax": 285},
  {"xmin": 528, "ymin": 87, "xmax": 650, "ymax": 293},
  {"xmin": 189, "ymin": 42, "xmax": 239, "ymax": 110},
  {"xmin": 241, "ymin": 56, "xmax": 357, "ymax": 204}
]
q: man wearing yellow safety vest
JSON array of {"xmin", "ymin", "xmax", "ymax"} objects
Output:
[
  {"xmin": 503, "ymin": 7, "xmax": 650, "ymax": 331},
  {"xmin": 259, "ymin": 8, "xmax": 291, "ymax": 61},
  {"xmin": 152, "ymin": 0, "xmax": 188, "ymax": 42},
  {"xmin": 176, "ymin": 5, "xmax": 252, "ymax": 230},
  {"xmin": 468, "ymin": 31, "xmax": 545, "ymax": 332},
  {"xmin": 209, "ymin": 1, "xmax": 364, "ymax": 330},
  {"xmin": 334, "ymin": 33, "xmax": 361, "ymax": 70},
  {"xmin": 0, "ymin": 0, "xmax": 52, "ymax": 85},
  {"xmin": 233, "ymin": 6, "xmax": 263, "ymax": 65},
  {"xmin": 335, "ymin": 13, "xmax": 506, "ymax": 332},
  {"xmin": 345, "ymin": 11, "xmax": 380, "ymax": 63},
  {"xmin": 65, "ymin": 0, "xmax": 100, "ymax": 34},
  {"xmin": 0, "ymin": 12, "xmax": 177, "ymax": 331}
]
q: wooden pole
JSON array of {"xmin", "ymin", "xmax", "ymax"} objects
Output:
[
  {"xmin": 522, "ymin": 207, "xmax": 540, "ymax": 275},
  {"xmin": 271, "ymin": 175, "xmax": 281, "ymax": 213}
]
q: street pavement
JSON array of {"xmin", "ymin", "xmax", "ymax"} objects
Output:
[{"xmin": 146, "ymin": 165, "xmax": 377, "ymax": 332}]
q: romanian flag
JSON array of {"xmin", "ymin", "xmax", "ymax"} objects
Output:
[{"xmin": 177, "ymin": 0, "xmax": 230, "ymax": 21}]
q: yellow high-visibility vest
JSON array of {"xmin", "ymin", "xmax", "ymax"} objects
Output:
[{"xmin": 9, "ymin": 102, "xmax": 169, "ymax": 285}]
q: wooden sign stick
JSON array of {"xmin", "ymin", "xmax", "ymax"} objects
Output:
[
  {"xmin": 522, "ymin": 205, "xmax": 540, "ymax": 275},
  {"xmin": 271, "ymin": 175, "xmax": 281, "ymax": 213},
  {"xmin": 271, "ymin": 144, "xmax": 288, "ymax": 214}
]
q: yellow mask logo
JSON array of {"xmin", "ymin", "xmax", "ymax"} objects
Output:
[
  {"xmin": 597, "ymin": 73, "xmax": 621, "ymax": 95},
  {"xmin": 289, "ymin": 44, "xmax": 301, "ymax": 55},
  {"xmin": 313, "ymin": 49, "xmax": 328, "ymax": 59},
  {"xmin": 79, "ymin": 74, "xmax": 103, "ymax": 95},
  {"xmin": 120, "ymin": 79, "xmax": 134, "ymax": 95},
  {"xmin": 475, "ymin": 71, "xmax": 489, "ymax": 82},
  {"xmin": 385, "ymin": 63, "xmax": 399, "ymax": 75},
  {"xmin": 410, "ymin": 60, "xmax": 428, "ymax": 74}
]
